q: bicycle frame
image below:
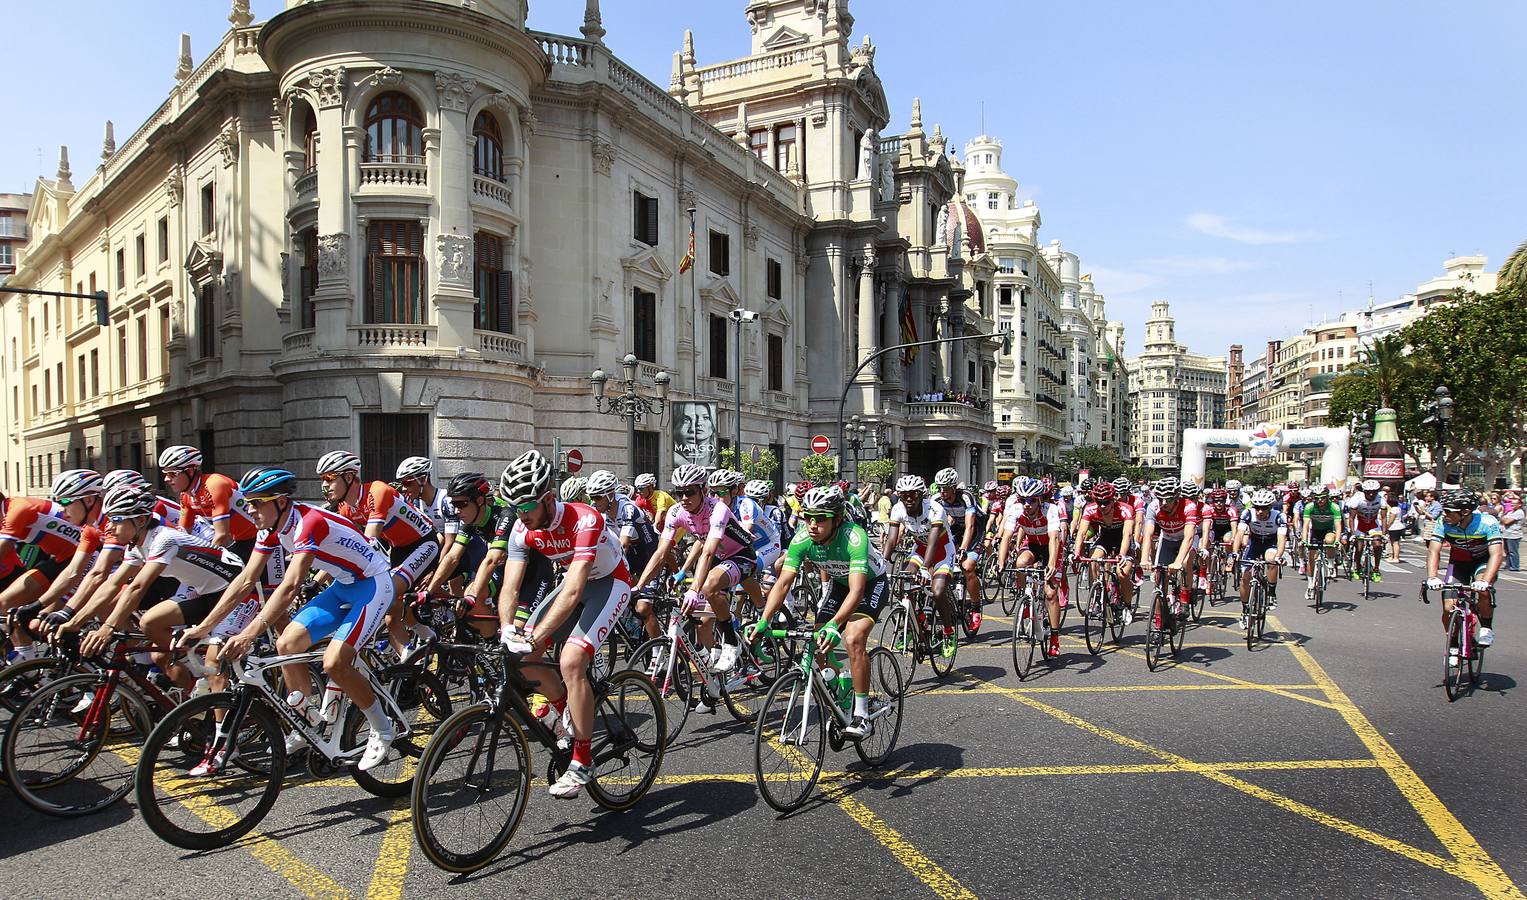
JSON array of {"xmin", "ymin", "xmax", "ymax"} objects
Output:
[{"xmin": 764, "ymin": 627, "xmax": 887, "ymax": 743}]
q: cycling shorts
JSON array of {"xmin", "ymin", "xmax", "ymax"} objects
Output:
[
  {"xmin": 754, "ymin": 543, "xmax": 782, "ymax": 576},
  {"xmin": 1088, "ymin": 526, "xmax": 1125, "ymax": 556},
  {"xmin": 714, "ymin": 551, "xmax": 758, "ymax": 590},
  {"xmin": 1448, "ymin": 558, "xmax": 1486, "ymax": 585},
  {"xmin": 388, "ymin": 535, "xmax": 440, "ymax": 590},
  {"xmin": 524, "ymin": 573, "xmax": 631, "ymax": 657},
  {"xmin": 1240, "ymin": 535, "xmax": 1279, "ymax": 561},
  {"xmin": 1153, "ymin": 536, "xmax": 1190, "ymax": 568},
  {"xmin": 1308, "ymin": 525, "xmax": 1337, "ymax": 544},
  {"xmin": 0, "ymin": 552, "xmax": 67, "ymax": 594},
  {"xmin": 1210, "ymin": 521, "xmax": 1234, "ymax": 543},
  {"xmin": 292, "ymin": 575, "xmax": 395, "ymax": 649},
  {"xmin": 174, "ymin": 584, "xmax": 258, "ymax": 641},
  {"xmin": 908, "ymin": 555, "xmax": 955, "ymax": 579},
  {"xmin": 816, "ymin": 574, "xmax": 889, "ymax": 624}
]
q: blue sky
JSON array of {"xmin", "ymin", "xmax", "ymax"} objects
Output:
[{"xmin": 6, "ymin": 1, "xmax": 1524, "ymax": 358}]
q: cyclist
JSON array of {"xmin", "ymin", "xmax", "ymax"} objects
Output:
[
  {"xmin": 160, "ymin": 444, "xmax": 259, "ymax": 552},
  {"xmin": 1073, "ymin": 480, "xmax": 1137, "ymax": 622},
  {"xmin": 1179, "ymin": 481, "xmax": 1210, "ymax": 594},
  {"xmin": 395, "ymin": 456, "xmax": 455, "ymax": 535},
  {"xmin": 1426, "ymin": 489, "xmax": 1504, "ymax": 651},
  {"xmin": 632, "ymin": 473, "xmax": 676, "ymax": 531},
  {"xmin": 218, "ymin": 467, "xmax": 399, "ymax": 771},
  {"xmin": 996, "ymin": 476, "xmax": 1064, "ymax": 655},
  {"xmin": 560, "ymin": 477, "xmax": 589, "ymax": 505},
  {"xmin": 751, "ymin": 480, "xmax": 790, "ymax": 556},
  {"xmin": 1344, "ymin": 479, "xmax": 1390, "ymax": 582},
  {"xmin": 747, "ymin": 485, "xmax": 889, "ymax": 739},
  {"xmin": 932, "ymin": 467, "xmax": 985, "ymax": 632},
  {"xmin": 25, "ymin": 470, "xmax": 135, "ymax": 637},
  {"xmin": 1226, "ymin": 478, "xmax": 1247, "ymax": 509},
  {"xmin": 586, "ymin": 468, "xmax": 661, "ymax": 640},
  {"xmin": 1138, "ymin": 477, "xmax": 1198, "ymax": 631},
  {"xmin": 1200, "ymin": 487, "xmax": 1238, "ymax": 580},
  {"xmin": 418, "ymin": 472, "xmax": 511, "ymax": 636},
  {"xmin": 786, "ymin": 480, "xmax": 813, "ymax": 531},
  {"xmin": 1233, "ymin": 489, "xmax": 1288, "ymax": 627},
  {"xmin": 0, "ymin": 470, "xmax": 108, "ymax": 658},
  {"xmin": 882, "ymin": 474, "xmax": 959, "ymax": 660},
  {"xmin": 492, "ymin": 450, "xmax": 631, "ymax": 798},
  {"xmin": 631, "ymin": 464, "xmax": 756, "ymax": 673},
  {"xmin": 1300, "ymin": 485, "xmax": 1344, "ymax": 597},
  {"xmin": 728, "ymin": 470, "xmax": 782, "ymax": 587}
]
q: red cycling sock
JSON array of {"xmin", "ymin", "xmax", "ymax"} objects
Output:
[
  {"xmin": 572, "ymin": 738, "xmax": 592, "ymax": 767},
  {"xmin": 549, "ymin": 695, "xmax": 567, "ymax": 716}
]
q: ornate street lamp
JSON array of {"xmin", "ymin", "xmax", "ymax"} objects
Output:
[{"xmin": 591, "ymin": 353, "xmax": 670, "ymax": 478}]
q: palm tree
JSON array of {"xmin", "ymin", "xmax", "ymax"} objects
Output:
[
  {"xmin": 1353, "ymin": 334, "xmax": 1412, "ymax": 409},
  {"xmin": 1500, "ymin": 237, "xmax": 1527, "ymax": 290}
]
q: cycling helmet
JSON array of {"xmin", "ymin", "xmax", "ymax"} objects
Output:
[
  {"xmin": 586, "ymin": 470, "xmax": 620, "ymax": 498},
  {"xmin": 933, "ymin": 467, "xmax": 960, "ymax": 488},
  {"xmin": 239, "ymin": 467, "xmax": 297, "ymax": 500},
  {"xmin": 1152, "ymin": 477, "xmax": 1180, "ymax": 498},
  {"xmin": 671, "ymin": 464, "xmax": 708, "ymax": 489},
  {"xmin": 447, "ymin": 471, "xmax": 492, "ymax": 500},
  {"xmin": 1089, "ymin": 482, "xmax": 1117, "ymax": 502},
  {"xmin": 745, "ymin": 479, "xmax": 772, "ymax": 500},
  {"xmin": 1059, "ymin": 485, "xmax": 1074, "ymax": 498},
  {"xmin": 801, "ymin": 485, "xmax": 845, "ymax": 516},
  {"xmin": 103, "ymin": 469, "xmax": 151, "ymax": 493},
  {"xmin": 51, "ymin": 469, "xmax": 105, "ymax": 505},
  {"xmin": 707, "ymin": 469, "xmax": 741, "ymax": 491},
  {"xmin": 895, "ymin": 475, "xmax": 927, "ymax": 494},
  {"xmin": 634, "ymin": 473, "xmax": 657, "ymax": 490},
  {"xmin": 793, "ymin": 480, "xmax": 813, "ymax": 499},
  {"xmin": 1442, "ymin": 490, "xmax": 1478, "ymax": 513},
  {"xmin": 1225, "ymin": 479, "xmax": 1242, "ymax": 492},
  {"xmin": 834, "ymin": 480, "xmax": 851, "ymax": 493},
  {"xmin": 1310, "ymin": 485, "xmax": 1329, "ymax": 499},
  {"xmin": 1207, "ymin": 488, "xmax": 1228, "ymax": 503},
  {"xmin": 983, "ymin": 480, "xmax": 1000, "ymax": 495},
  {"xmin": 1013, "ymin": 476, "xmax": 1045, "ymax": 499},
  {"xmin": 157, "ymin": 445, "xmax": 203, "ymax": 472},
  {"xmin": 499, "ymin": 451, "xmax": 554, "ymax": 506},
  {"xmin": 997, "ymin": 484, "xmax": 1013, "ymax": 499},
  {"xmin": 559, "ymin": 477, "xmax": 588, "ymax": 503},
  {"xmin": 1112, "ymin": 476, "xmax": 1132, "ymax": 493},
  {"xmin": 395, "ymin": 456, "xmax": 433, "ymax": 482},
  {"xmin": 103, "ymin": 486, "xmax": 156, "ymax": 520},
  {"xmin": 316, "ymin": 450, "xmax": 362, "ymax": 477},
  {"xmin": 1360, "ymin": 479, "xmax": 1380, "ymax": 492},
  {"xmin": 1180, "ymin": 482, "xmax": 1201, "ymax": 499},
  {"xmin": 1250, "ymin": 489, "xmax": 1277, "ymax": 509}
]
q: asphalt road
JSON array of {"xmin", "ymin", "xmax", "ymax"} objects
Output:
[{"xmin": 3, "ymin": 539, "xmax": 1524, "ymax": 899}]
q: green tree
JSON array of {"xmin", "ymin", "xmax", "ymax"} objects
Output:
[
  {"xmin": 1055, "ymin": 445, "xmax": 1129, "ymax": 482},
  {"xmin": 1500, "ymin": 237, "xmax": 1527, "ymax": 290},
  {"xmin": 1240, "ymin": 462, "xmax": 1289, "ymax": 487},
  {"xmin": 717, "ymin": 447, "xmax": 780, "ymax": 482},
  {"xmin": 857, "ymin": 457, "xmax": 897, "ymax": 488},
  {"xmin": 1350, "ymin": 333, "xmax": 1414, "ymax": 410},
  {"xmin": 799, "ymin": 453, "xmax": 838, "ymax": 484},
  {"xmin": 1327, "ymin": 368, "xmax": 1432, "ymax": 464}
]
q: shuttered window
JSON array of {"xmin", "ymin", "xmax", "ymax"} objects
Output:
[
  {"xmin": 709, "ymin": 314, "xmax": 728, "ymax": 378},
  {"xmin": 473, "ymin": 113, "xmax": 503, "ymax": 181},
  {"xmin": 299, "ymin": 230, "xmax": 318, "ymax": 329},
  {"xmin": 767, "ymin": 333, "xmax": 784, "ymax": 391},
  {"xmin": 366, "ymin": 221, "xmax": 425, "ymax": 324},
  {"xmin": 473, "ymin": 232, "xmax": 513, "ymax": 334},
  {"xmin": 633, "ymin": 192, "xmax": 659, "ymax": 246},
  {"xmin": 364, "ymin": 93, "xmax": 424, "ymax": 163},
  {"xmin": 632, "ymin": 288, "xmax": 657, "ymax": 362},
  {"xmin": 197, "ymin": 283, "xmax": 217, "ymax": 359}
]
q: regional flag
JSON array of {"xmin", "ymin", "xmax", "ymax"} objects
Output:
[
  {"xmin": 678, "ymin": 221, "xmax": 695, "ymax": 274},
  {"xmin": 900, "ymin": 288, "xmax": 919, "ymax": 363}
]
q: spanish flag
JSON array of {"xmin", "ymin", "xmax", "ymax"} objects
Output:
[
  {"xmin": 900, "ymin": 288, "xmax": 919, "ymax": 363},
  {"xmin": 678, "ymin": 220, "xmax": 695, "ymax": 275}
]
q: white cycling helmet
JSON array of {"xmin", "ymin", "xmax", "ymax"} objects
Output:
[
  {"xmin": 102, "ymin": 485, "xmax": 156, "ymax": 520},
  {"xmin": 671, "ymin": 464, "xmax": 707, "ymax": 489},
  {"xmin": 933, "ymin": 467, "xmax": 960, "ymax": 488},
  {"xmin": 499, "ymin": 450, "xmax": 554, "ymax": 505},
  {"xmin": 1360, "ymin": 479, "xmax": 1380, "ymax": 492},
  {"xmin": 102, "ymin": 469, "xmax": 151, "ymax": 493},
  {"xmin": 559, "ymin": 477, "xmax": 588, "ymax": 503},
  {"xmin": 586, "ymin": 470, "xmax": 620, "ymax": 497},
  {"xmin": 316, "ymin": 450, "xmax": 362, "ymax": 476},
  {"xmin": 1013, "ymin": 476, "xmax": 1045, "ymax": 499},
  {"xmin": 634, "ymin": 473, "xmax": 657, "ymax": 490},
  {"xmin": 745, "ymin": 479, "xmax": 772, "ymax": 500},
  {"xmin": 1225, "ymin": 479, "xmax": 1242, "ymax": 492},
  {"xmin": 51, "ymin": 469, "xmax": 105, "ymax": 504},
  {"xmin": 395, "ymin": 456, "xmax": 433, "ymax": 482},
  {"xmin": 1250, "ymin": 489, "xmax": 1277, "ymax": 509},
  {"xmin": 1059, "ymin": 485, "xmax": 1074, "ymax": 497},
  {"xmin": 157, "ymin": 445, "xmax": 203, "ymax": 472},
  {"xmin": 707, "ymin": 468, "xmax": 741, "ymax": 491},
  {"xmin": 895, "ymin": 474, "xmax": 926, "ymax": 494}
]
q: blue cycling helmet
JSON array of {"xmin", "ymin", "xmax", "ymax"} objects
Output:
[
  {"xmin": 239, "ymin": 467, "xmax": 298, "ymax": 500},
  {"xmin": 1013, "ymin": 476, "xmax": 1045, "ymax": 499}
]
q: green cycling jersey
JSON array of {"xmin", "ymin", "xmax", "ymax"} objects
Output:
[
  {"xmin": 1302, "ymin": 501, "xmax": 1341, "ymax": 529},
  {"xmin": 782, "ymin": 520, "xmax": 888, "ymax": 586}
]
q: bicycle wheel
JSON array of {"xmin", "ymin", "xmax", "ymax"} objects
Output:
[
  {"xmin": 1145, "ymin": 592, "xmax": 1165, "ymax": 671},
  {"xmin": 1190, "ymin": 575, "xmax": 1206, "ymax": 623},
  {"xmin": 3, "ymin": 674, "xmax": 149, "ymax": 817},
  {"xmin": 927, "ymin": 600, "xmax": 958, "ymax": 678},
  {"xmin": 0, "ymin": 656, "xmax": 75, "ymax": 785},
  {"xmin": 410, "ymin": 702, "xmax": 531, "ymax": 874},
  {"xmin": 1011, "ymin": 594, "xmax": 1040, "ymax": 680},
  {"xmin": 135, "ymin": 691, "xmax": 286, "ymax": 851},
  {"xmin": 1107, "ymin": 580, "xmax": 1126, "ymax": 643},
  {"xmin": 585, "ymin": 669, "xmax": 666, "ymax": 811},
  {"xmin": 1170, "ymin": 604, "xmax": 1187, "ymax": 655},
  {"xmin": 1000, "ymin": 569, "xmax": 1019, "ymax": 616},
  {"xmin": 981, "ymin": 556, "xmax": 1001, "ymax": 602},
  {"xmin": 346, "ymin": 666, "xmax": 452, "ymax": 798},
  {"xmin": 877, "ymin": 606, "xmax": 916, "ymax": 695},
  {"xmin": 628, "ymin": 638, "xmax": 692, "ymax": 746},
  {"xmin": 753, "ymin": 669, "xmax": 825, "ymax": 813},
  {"xmin": 1083, "ymin": 581, "xmax": 1107, "ymax": 656},
  {"xmin": 1443, "ymin": 613, "xmax": 1466, "ymax": 702},
  {"xmin": 1246, "ymin": 586, "xmax": 1265, "ymax": 649},
  {"xmin": 854, "ymin": 648, "xmax": 903, "ymax": 767}
]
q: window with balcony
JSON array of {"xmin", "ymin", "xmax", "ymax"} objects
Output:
[
  {"xmin": 632, "ymin": 191, "xmax": 659, "ymax": 246},
  {"xmin": 473, "ymin": 232, "xmax": 513, "ymax": 334},
  {"xmin": 472, "ymin": 112, "xmax": 503, "ymax": 181},
  {"xmin": 197, "ymin": 283, "xmax": 217, "ymax": 359},
  {"xmin": 365, "ymin": 221, "xmax": 425, "ymax": 324},
  {"xmin": 302, "ymin": 107, "xmax": 319, "ymax": 172},
  {"xmin": 634, "ymin": 430, "xmax": 659, "ymax": 477},
  {"xmin": 365, "ymin": 93, "xmax": 424, "ymax": 163},
  {"xmin": 767, "ymin": 333, "xmax": 784, "ymax": 391},
  {"xmin": 632, "ymin": 287, "xmax": 657, "ymax": 362},
  {"xmin": 299, "ymin": 229, "xmax": 317, "ymax": 329}
]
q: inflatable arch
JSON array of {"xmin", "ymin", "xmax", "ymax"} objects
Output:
[{"xmin": 1179, "ymin": 424, "xmax": 1352, "ymax": 488}]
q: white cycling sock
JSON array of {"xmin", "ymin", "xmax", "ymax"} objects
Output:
[
  {"xmin": 853, "ymin": 694, "xmax": 869, "ymax": 718},
  {"xmin": 361, "ymin": 700, "xmax": 393, "ymax": 736}
]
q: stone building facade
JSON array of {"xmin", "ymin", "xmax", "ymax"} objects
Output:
[{"xmin": 1127, "ymin": 300, "xmax": 1226, "ymax": 472}]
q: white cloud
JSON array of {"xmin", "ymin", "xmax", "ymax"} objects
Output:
[
  {"xmin": 1085, "ymin": 265, "xmax": 1161, "ymax": 296},
  {"xmin": 1185, "ymin": 212, "xmax": 1319, "ymax": 245},
  {"xmin": 1138, "ymin": 255, "xmax": 1258, "ymax": 275}
]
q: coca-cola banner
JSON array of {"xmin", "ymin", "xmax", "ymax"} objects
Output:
[{"xmin": 1363, "ymin": 458, "xmax": 1404, "ymax": 479}]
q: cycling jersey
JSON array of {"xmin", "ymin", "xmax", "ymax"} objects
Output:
[
  {"xmin": 732, "ymin": 495, "xmax": 782, "ymax": 556},
  {"xmin": 350, "ymin": 481, "xmax": 436, "ymax": 548},
  {"xmin": 1205, "ymin": 503, "xmax": 1236, "ymax": 525},
  {"xmin": 1145, "ymin": 499, "xmax": 1200, "ymax": 541},
  {"xmin": 765, "ymin": 504, "xmax": 790, "ymax": 547},
  {"xmin": 612, "ymin": 493, "xmax": 659, "ymax": 557},
  {"xmin": 127, "ymin": 526, "xmax": 244, "ymax": 597},
  {"xmin": 1081, "ymin": 500, "xmax": 1135, "ymax": 531},
  {"xmin": 890, "ymin": 497, "xmax": 958, "ymax": 565},
  {"xmin": 662, "ymin": 495, "xmax": 754, "ymax": 562},
  {"xmin": 179, "ymin": 472, "xmax": 260, "ymax": 543},
  {"xmin": 253, "ymin": 502, "xmax": 389, "ymax": 584},
  {"xmin": 1302, "ymin": 501, "xmax": 1342, "ymax": 531},
  {"xmin": 844, "ymin": 493, "xmax": 871, "ymax": 528},
  {"xmin": 635, "ymin": 489, "xmax": 676, "ymax": 526},
  {"xmin": 455, "ymin": 498, "xmax": 515, "ymax": 552},
  {"xmin": 504, "ymin": 500, "xmax": 629, "ymax": 581},
  {"xmin": 1238, "ymin": 508, "xmax": 1288, "ymax": 540},
  {"xmin": 781, "ymin": 520, "xmax": 887, "ymax": 587},
  {"xmin": 0, "ymin": 498, "xmax": 89, "ymax": 564},
  {"xmin": 1004, "ymin": 499, "xmax": 1062, "ymax": 546},
  {"xmin": 936, "ymin": 489, "xmax": 984, "ymax": 548},
  {"xmin": 410, "ymin": 486, "xmax": 458, "ymax": 537},
  {"xmin": 1345, "ymin": 494, "xmax": 1389, "ymax": 530},
  {"xmin": 1429, "ymin": 512, "xmax": 1503, "ymax": 564}
]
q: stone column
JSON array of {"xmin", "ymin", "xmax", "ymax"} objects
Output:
[
  {"xmin": 432, "ymin": 70, "xmax": 480, "ymax": 352},
  {"xmin": 950, "ymin": 314, "xmax": 966, "ymax": 393},
  {"xmin": 856, "ymin": 250, "xmax": 877, "ymax": 371},
  {"xmin": 307, "ymin": 66, "xmax": 352, "ymax": 351},
  {"xmin": 880, "ymin": 275, "xmax": 901, "ymax": 394}
]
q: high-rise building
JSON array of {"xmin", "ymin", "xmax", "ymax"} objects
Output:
[
  {"xmin": 1127, "ymin": 300, "xmax": 1227, "ymax": 471},
  {"xmin": 0, "ymin": 193, "xmax": 28, "ymax": 283}
]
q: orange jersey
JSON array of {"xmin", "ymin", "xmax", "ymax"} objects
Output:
[
  {"xmin": 179, "ymin": 472, "xmax": 259, "ymax": 542},
  {"xmin": 0, "ymin": 498, "xmax": 89, "ymax": 563},
  {"xmin": 341, "ymin": 481, "xmax": 435, "ymax": 547}
]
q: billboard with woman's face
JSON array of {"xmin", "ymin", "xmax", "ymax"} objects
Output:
[{"xmin": 673, "ymin": 402, "xmax": 717, "ymax": 468}]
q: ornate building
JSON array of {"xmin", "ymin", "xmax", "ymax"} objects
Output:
[
  {"xmin": 1127, "ymin": 300, "xmax": 1226, "ymax": 471},
  {"xmin": 1, "ymin": 0, "xmax": 997, "ymax": 494}
]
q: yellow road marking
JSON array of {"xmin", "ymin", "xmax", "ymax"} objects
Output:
[
  {"xmin": 957, "ymin": 640, "xmax": 1266, "ymax": 650},
  {"xmin": 1085, "ymin": 643, "xmax": 1341, "ymax": 710},
  {"xmin": 1277, "ymin": 620, "xmax": 1525, "ymax": 900},
  {"xmin": 364, "ymin": 761, "xmax": 418, "ymax": 900},
  {"xmin": 914, "ymin": 682, "xmax": 1323, "ymax": 696}
]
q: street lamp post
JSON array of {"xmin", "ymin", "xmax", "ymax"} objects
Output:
[
  {"xmin": 846, "ymin": 414, "xmax": 869, "ymax": 482},
  {"xmin": 729, "ymin": 308, "xmax": 759, "ymax": 469},
  {"xmin": 590, "ymin": 353, "xmax": 671, "ymax": 479},
  {"xmin": 1422, "ymin": 384, "xmax": 1454, "ymax": 485}
]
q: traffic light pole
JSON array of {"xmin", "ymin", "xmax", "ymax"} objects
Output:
[
  {"xmin": 836, "ymin": 325, "xmax": 1011, "ymax": 472},
  {"xmin": 0, "ymin": 286, "xmax": 110, "ymax": 326}
]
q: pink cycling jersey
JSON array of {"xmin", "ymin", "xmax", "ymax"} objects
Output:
[
  {"xmin": 253, "ymin": 502, "xmax": 388, "ymax": 584},
  {"xmin": 505, "ymin": 500, "xmax": 629, "ymax": 581},
  {"xmin": 662, "ymin": 495, "xmax": 754, "ymax": 560},
  {"xmin": 1145, "ymin": 498, "xmax": 1200, "ymax": 541}
]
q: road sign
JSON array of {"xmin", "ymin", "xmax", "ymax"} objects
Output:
[
  {"xmin": 811, "ymin": 435, "xmax": 831, "ymax": 455},
  {"xmin": 566, "ymin": 449, "xmax": 584, "ymax": 473}
]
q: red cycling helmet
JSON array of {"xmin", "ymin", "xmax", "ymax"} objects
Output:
[
  {"xmin": 834, "ymin": 480, "xmax": 850, "ymax": 492},
  {"xmin": 1089, "ymin": 482, "xmax": 1117, "ymax": 502},
  {"xmin": 1208, "ymin": 487, "xmax": 1228, "ymax": 503},
  {"xmin": 793, "ymin": 480, "xmax": 813, "ymax": 499}
]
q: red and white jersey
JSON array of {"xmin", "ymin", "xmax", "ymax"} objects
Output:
[
  {"xmin": 126, "ymin": 526, "xmax": 244, "ymax": 598},
  {"xmin": 504, "ymin": 500, "xmax": 628, "ymax": 581},
  {"xmin": 1145, "ymin": 499, "xmax": 1200, "ymax": 540},
  {"xmin": 0, "ymin": 498, "xmax": 90, "ymax": 564},
  {"xmin": 180, "ymin": 472, "xmax": 260, "ymax": 543},
  {"xmin": 890, "ymin": 497, "xmax": 958, "ymax": 563},
  {"xmin": 1081, "ymin": 500, "xmax": 1135, "ymax": 529},
  {"xmin": 1003, "ymin": 499, "xmax": 1062, "ymax": 545},
  {"xmin": 341, "ymin": 481, "xmax": 436, "ymax": 547},
  {"xmin": 1204, "ymin": 502, "xmax": 1238, "ymax": 525},
  {"xmin": 254, "ymin": 502, "xmax": 388, "ymax": 584}
]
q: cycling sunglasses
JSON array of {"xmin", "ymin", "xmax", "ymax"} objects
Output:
[
  {"xmin": 676, "ymin": 487, "xmax": 703, "ymax": 498},
  {"xmin": 802, "ymin": 511, "xmax": 836, "ymax": 522}
]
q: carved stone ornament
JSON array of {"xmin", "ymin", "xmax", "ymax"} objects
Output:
[
  {"xmin": 678, "ymin": 186, "xmax": 698, "ymax": 210},
  {"xmin": 221, "ymin": 270, "xmax": 241, "ymax": 318},
  {"xmin": 436, "ymin": 233, "xmax": 473, "ymax": 283},
  {"xmin": 518, "ymin": 107, "xmax": 538, "ymax": 135},
  {"xmin": 271, "ymin": 97, "xmax": 285, "ymax": 136},
  {"xmin": 216, "ymin": 120, "xmax": 240, "ymax": 168},
  {"xmin": 279, "ymin": 252, "xmax": 291, "ymax": 306},
  {"xmin": 370, "ymin": 66, "xmax": 405, "ymax": 88},
  {"xmin": 484, "ymin": 92, "xmax": 515, "ymax": 115},
  {"xmin": 165, "ymin": 173, "xmax": 183, "ymax": 207},
  {"xmin": 590, "ymin": 137, "xmax": 616, "ymax": 176},
  {"xmin": 743, "ymin": 222, "xmax": 760, "ymax": 251},
  {"xmin": 307, "ymin": 67, "xmax": 348, "ymax": 108},
  {"xmin": 316, "ymin": 233, "xmax": 348, "ymax": 279},
  {"xmin": 795, "ymin": 252, "xmax": 810, "ymax": 275},
  {"xmin": 435, "ymin": 71, "xmax": 477, "ymax": 112}
]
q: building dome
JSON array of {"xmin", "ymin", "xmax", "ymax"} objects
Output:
[{"xmin": 939, "ymin": 196, "xmax": 985, "ymax": 254}]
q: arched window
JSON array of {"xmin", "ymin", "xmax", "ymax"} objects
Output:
[
  {"xmin": 364, "ymin": 92, "xmax": 423, "ymax": 163},
  {"xmin": 302, "ymin": 108, "xmax": 319, "ymax": 171},
  {"xmin": 473, "ymin": 112, "xmax": 503, "ymax": 181}
]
